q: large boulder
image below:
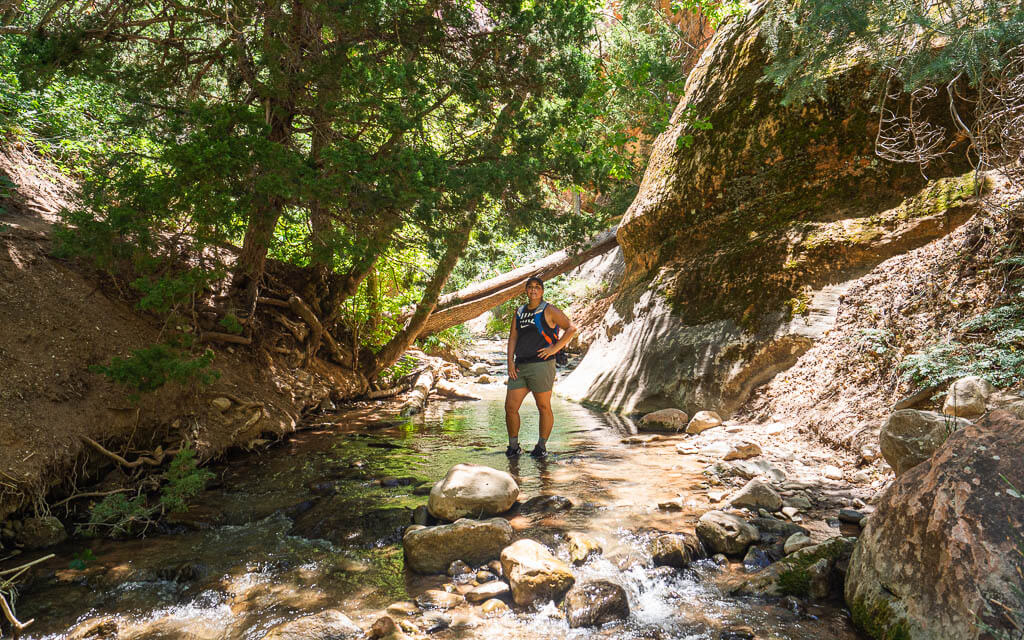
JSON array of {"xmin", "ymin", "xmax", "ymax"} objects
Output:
[
  {"xmin": 696, "ymin": 511, "xmax": 759, "ymax": 556},
  {"xmin": 403, "ymin": 518, "xmax": 513, "ymax": 574},
  {"xmin": 500, "ymin": 539, "xmax": 575, "ymax": 606},
  {"xmin": 846, "ymin": 411, "xmax": 1024, "ymax": 640},
  {"xmin": 562, "ymin": 581, "xmax": 630, "ymax": 628},
  {"xmin": 555, "ymin": 2, "xmax": 968, "ymax": 418},
  {"xmin": 879, "ymin": 409, "xmax": 970, "ymax": 476},
  {"xmin": 428, "ymin": 464, "xmax": 518, "ymax": 521},
  {"xmin": 261, "ymin": 610, "xmax": 361, "ymax": 640},
  {"xmin": 941, "ymin": 375, "xmax": 994, "ymax": 418},
  {"xmin": 638, "ymin": 408, "xmax": 689, "ymax": 432}
]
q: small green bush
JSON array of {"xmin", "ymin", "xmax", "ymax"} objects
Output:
[
  {"xmin": 90, "ymin": 343, "xmax": 218, "ymax": 398},
  {"xmin": 159, "ymin": 444, "xmax": 215, "ymax": 513},
  {"xmin": 79, "ymin": 446, "xmax": 214, "ymax": 538},
  {"xmin": 899, "ymin": 303, "xmax": 1024, "ymax": 389}
]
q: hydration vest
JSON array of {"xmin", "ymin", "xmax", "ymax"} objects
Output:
[{"xmin": 515, "ymin": 301, "xmax": 568, "ymax": 365}]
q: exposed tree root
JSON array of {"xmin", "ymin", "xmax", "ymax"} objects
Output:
[
  {"xmin": 287, "ymin": 295, "xmax": 351, "ymax": 368},
  {"xmin": 82, "ymin": 436, "xmax": 176, "ymax": 468},
  {"xmin": 200, "ymin": 331, "xmax": 252, "ymax": 345},
  {"xmin": 366, "ymin": 380, "xmax": 414, "ymax": 400}
]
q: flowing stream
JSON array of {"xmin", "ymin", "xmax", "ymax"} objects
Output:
[{"xmin": 6, "ymin": 344, "xmax": 865, "ymax": 640}]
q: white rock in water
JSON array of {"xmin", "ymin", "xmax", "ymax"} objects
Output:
[{"xmin": 428, "ymin": 464, "xmax": 519, "ymax": 521}]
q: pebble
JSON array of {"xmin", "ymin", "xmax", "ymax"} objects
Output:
[
  {"xmin": 481, "ymin": 599, "xmax": 510, "ymax": 616},
  {"xmin": 781, "ymin": 506, "xmax": 799, "ymax": 519},
  {"xmin": 708, "ymin": 490, "xmax": 728, "ymax": 503},
  {"xmin": 386, "ymin": 601, "xmax": 419, "ymax": 616}
]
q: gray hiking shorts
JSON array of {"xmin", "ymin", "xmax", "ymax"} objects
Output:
[{"xmin": 507, "ymin": 360, "xmax": 556, "ymax": 393}]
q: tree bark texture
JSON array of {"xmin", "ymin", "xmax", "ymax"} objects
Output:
[{"xmin": 366, "ymin": 213, "xmax": 477, "ymax": 377}]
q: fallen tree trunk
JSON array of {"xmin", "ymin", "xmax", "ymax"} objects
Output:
[
  {"xmin": 432, "ymin": 226, "xmax": 618, "ymax": 311},
  {"xmin": 417, "ymin": 227, "xmax": 619, "ymax": 336},
  {"xmin": 399, "ymin": 368, "xmax": 436, "ymax": 416}
]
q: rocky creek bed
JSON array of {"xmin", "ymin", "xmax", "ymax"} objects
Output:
[{"xmin": 0, "ymin": 341, "xmax": 880, "ymax": 640}]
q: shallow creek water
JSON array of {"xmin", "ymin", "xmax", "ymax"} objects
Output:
[{"xmin": 8, "ymin": 369, "xmax": 865, "ymax": 639}]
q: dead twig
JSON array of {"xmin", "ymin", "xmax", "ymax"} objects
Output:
[
  {"xmin": 0, "ymin": 588, "xmax": 33, "ymax": 639},
  {"xmin": 51, "ymin": 488, "xmax": 133, "ymax": 509},
  {"xmin": 0, "ymin": 554, "xmax": 54, "ymax": 577}
]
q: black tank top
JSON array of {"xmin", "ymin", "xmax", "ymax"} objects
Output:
[{"xmin": 514, "ymin": 303, "xmax": 555, "ymax": 365}]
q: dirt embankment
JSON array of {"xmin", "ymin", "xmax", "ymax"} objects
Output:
[
  {"xmin": 740, "ymin": 176, "xmax": 1023, "ymax": 453},
  {"xmin": 0, "ymin": 144, "xmax": 348, "ymax": 521}
]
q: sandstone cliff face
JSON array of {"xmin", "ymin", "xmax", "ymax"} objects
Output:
[{"xmin": 561, "ymin": 5, "xmax": 971, "ymax": 415}]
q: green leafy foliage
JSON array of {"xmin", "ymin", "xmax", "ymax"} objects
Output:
[
  {"xmin": 79, "ymin": 492, "xmax": 153, "ymax": 538},
  {"xmin": 69, "ymin": 548, "xmax": 96, "ymax": 570},
  {"xmin": 900, "ymin": 303, "xmax": 1024, "ymax": 389},
  {"xmin": 80, "ymin": 447, "xmax": 214, "ymax": 538},
  {"xmin": 89, "ymin": 344, "xmax": 218, "ymax": 397},
  {"xmin": 159, "ymin": 444, "xmax": 215, "ymax": 513},
  {"xmin": 763, "ymin": 0, "xmax": 1024, "ymax": 105}
]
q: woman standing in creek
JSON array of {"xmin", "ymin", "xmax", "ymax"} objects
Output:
[{"xmin": 504, "ymin": 276, "xmax": 578, "ymax": 458}]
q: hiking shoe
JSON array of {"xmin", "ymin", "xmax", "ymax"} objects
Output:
[
  {"xmin": 529, "ymin": 444, "xmax": 547, "ymax": 458},
  {"xmin": 505, "ymin": 444, "xmax": 523, "ymax": 457}
]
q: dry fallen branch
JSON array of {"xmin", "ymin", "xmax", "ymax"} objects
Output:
[
  {"xmin": 0, "ymin": 554, "xmax": 55, "ymax": 578},
  {"xmin": 82, "ymin": 436, "xmax": 176, "ymax": 468}
]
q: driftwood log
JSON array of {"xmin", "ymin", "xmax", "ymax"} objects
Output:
[{"xmin": 399, "ymin": 368, "xmax": 437, "ymax": 416}]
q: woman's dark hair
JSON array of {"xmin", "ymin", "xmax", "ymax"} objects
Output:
[{"xmin": 525, "ymin": 276, "xmax": 544, "ymax": 289}]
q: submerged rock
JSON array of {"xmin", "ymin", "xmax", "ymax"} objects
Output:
[
  {"xmin": 520, "ymin": 495, "xmax": 573, "ymax": 514},
  {"xmin": 261, "ymin": 610, "xmax": 362, "ymax": 640},
  {"xmin": 562, "ymin": 581, "xmax": 630, "ymax": 628},
  {"xmin": 403, "ymin": 518, "xmax": 513, "ymax": 575},
  {"xmin": 428, "ymin": 464, "xmax": 519, "ymax": 521},
  {"xmin": 846, "ymin": 411, "xmax": 1024, "ymax": 640},
  {"xmin": 500, "ymin": 539, "xmax": 575, "ymax": 606}
]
